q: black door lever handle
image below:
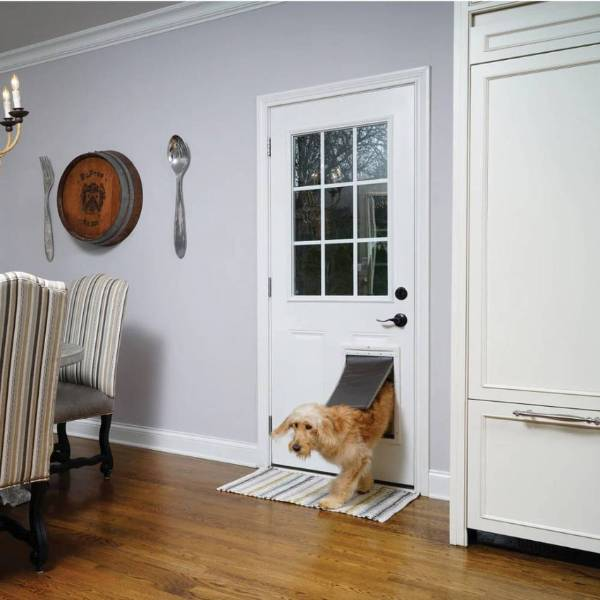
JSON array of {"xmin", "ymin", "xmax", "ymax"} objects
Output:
[{"xmin": 376, "ymin": 313, "xmax": 408, "ymax": 328}]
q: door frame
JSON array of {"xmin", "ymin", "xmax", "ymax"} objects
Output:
[
  {"xmin": 450, "ymin": 0, "xmax": 470, "ymax": 545},
  {"xmin": 451, "ymin": 1, "xmax": 517, "ymax": 545},
  {"xmin": 256, "ymin": 67, "xmax": 431, "ymax": 495}
]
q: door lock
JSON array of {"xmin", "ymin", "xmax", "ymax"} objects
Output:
[{"xmin": 395, "ymin": 287, "xmax": 408, "ymax": 300}]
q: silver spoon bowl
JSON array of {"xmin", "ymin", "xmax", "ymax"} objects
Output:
[{"xmin": 168, "ymin": 135, "xmax": 190, "ymax": 258}]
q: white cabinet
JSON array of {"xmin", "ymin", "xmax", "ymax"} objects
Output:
[
  {"xmin": 468, "ymin": 44, "xmax": 600, "ymax": 413},
  {"xmin": 452, "ymin": 1, "xmax": 600, "ymax": 552},
  {"xmin": 468, "ymin": 400, "xmax": 600, "ymax": 552}
]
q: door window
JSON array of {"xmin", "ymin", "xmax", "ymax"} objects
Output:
[{"xmin": 292, "ymin": 123, "xmax": 389, "ymax": 297}]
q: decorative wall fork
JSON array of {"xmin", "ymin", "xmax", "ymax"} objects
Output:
[{"xmin": 39, "ymin": 156, "xmax": 55, "ymax": 261}]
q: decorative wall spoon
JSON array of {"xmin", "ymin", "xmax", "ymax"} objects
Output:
[{"xmin": 167, "ymin": 135, "xmax": 190, "ymax": 258}]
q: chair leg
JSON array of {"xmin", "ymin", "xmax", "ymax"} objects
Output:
[
  {"xmin": 99, "ymin": 414, "xmax": 114, "ymax": 479},
  {"xmin": 29, "ymin": 481, "xmax": 49, "ymax": 572},
  {"xmin": 56, "ymin": 422, "xmax": 70, "ymax": 462}
]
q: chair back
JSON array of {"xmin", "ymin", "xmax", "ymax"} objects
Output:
[
  {"xmin": 60, "ymin": 274, "xmax": 128, "ymax": 398},
  {"xmin": 0, "ymin": 272, "xmax": 66, "ymax": 490}
]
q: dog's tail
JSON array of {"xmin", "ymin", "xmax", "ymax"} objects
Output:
[{"xmin": 366, "ymin": 381, "xmax": 395, "ymax": 441}]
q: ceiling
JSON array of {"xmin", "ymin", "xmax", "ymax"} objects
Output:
[{"xmin": 0, "ymin": 2, "xmax": 177, "ymax": 54}]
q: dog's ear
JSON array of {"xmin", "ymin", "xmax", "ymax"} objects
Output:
[{"xmin": 271, "ymin": 416, "xmax": 292, "ymax": 438}]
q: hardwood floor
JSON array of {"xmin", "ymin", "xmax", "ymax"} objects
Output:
[{"xmin": 0, "ymin": 438, "xmax": 598, "ymax": 599}]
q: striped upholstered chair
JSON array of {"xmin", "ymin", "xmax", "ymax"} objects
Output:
[
  {"xmin": 0, "ymin": 272, "xmax": 67, "ymax": 571},
  {"xmin": 52, "ymin": 274, "xmax": 128, "ymax": 478}
]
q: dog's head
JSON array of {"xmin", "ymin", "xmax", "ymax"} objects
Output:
[{"xmin": 271, "ymin": 404, "xmax": 333, "ymax": 459}]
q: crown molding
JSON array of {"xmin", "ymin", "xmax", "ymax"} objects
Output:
[{"xmin": 0, "ymin": 1, "xmax": 277, "ymax": 74}]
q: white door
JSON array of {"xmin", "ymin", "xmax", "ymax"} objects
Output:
[
  {"xmin": 269, "ymin": 83, "xmax": 417, "ymax": 485},
  {"xmin": 468, "ymin": 44, "xmax": 600, "ymax": 413}
]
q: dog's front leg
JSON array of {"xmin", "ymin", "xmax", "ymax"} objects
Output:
[
  {"xmin": 357, "ymin": 463, "xmax": 373, "ymax": 494},
  {"xmin": 319, "ymin": 457, "xmax": 369, "ymax": 510}
]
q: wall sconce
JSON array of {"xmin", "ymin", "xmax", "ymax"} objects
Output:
[{"xmin": 1, "ymin": 74, "xmax": 29, "ymax": 163}]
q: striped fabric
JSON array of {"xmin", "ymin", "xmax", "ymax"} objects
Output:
[
  {"xmin": 60, "ymin": 274, "xmax": 128, "ymax": 398},
  {"xmin": 0, "ymin": 272, "xmax": 66, "ymax": 490},
  {"xmin": 218, "ymin": 467, "xmax": 419, "ymax": 523}
]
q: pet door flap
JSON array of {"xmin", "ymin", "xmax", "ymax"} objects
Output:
[{"xmin": 326, "ymin": 355, "xmax": 394, "ymax": 409}]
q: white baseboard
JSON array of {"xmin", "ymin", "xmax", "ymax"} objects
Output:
[
  {"xmin": 428, "ymin": 469, "xmax": 450, "ymax": 501},
  {"xmin": 66, "ymin": 418, "xmax": 259, "ymax": 468},
  {"xmin": 66, "ymin": 418, "xmax": 448, "ymax": 497}
]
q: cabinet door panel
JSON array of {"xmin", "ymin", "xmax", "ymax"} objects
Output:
[
  {"xmin": 469, "ymin": 45, "xmax": 600, "ymax": 411},
  {"xmin": 470, "ymin": 2, "xmax": 600, "ymax": 64},
  {"xmin": 468, "ymin": 399, "xmax": 600, "ymax": 553}
]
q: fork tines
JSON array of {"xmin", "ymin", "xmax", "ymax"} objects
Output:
[{"xmin": 39, "ymin": 156, "xmax": 54, "ymax": 192}]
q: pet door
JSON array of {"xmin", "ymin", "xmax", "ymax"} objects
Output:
[
  {"xmin": 326, "ymin": 354, "xmax": 395, "ymax": 439},
  {"xmin": 326, "ymin": 354, "xmax": 393, "ymax": 409},
  {"xmin": 327, "ymin": 354, "xmax": 394, "ymax": 409}
]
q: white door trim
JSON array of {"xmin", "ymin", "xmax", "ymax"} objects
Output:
[
  {"xmin": 256, "ymin": 67, "xmax": 431, "ymax": 495},
  {"xmin": 450, "ymin": 0, "xmax": 518, "ymax": 546},
  {"xmin": 450, "ymin": 0, "xmax": 470, "ymax": 546}
]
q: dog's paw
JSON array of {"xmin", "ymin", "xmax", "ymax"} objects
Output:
[
  {"xmin": 357, "ymin": 477, "xmax": 373, "ymax": 494},
  {"xmin": 319, "ymin": 496, "xmax": 344, "ymax": 510}
]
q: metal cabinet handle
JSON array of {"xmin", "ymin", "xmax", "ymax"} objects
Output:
[{"xmin": 513, "ymin": 409, "xmax": 600, "ymax": 426}]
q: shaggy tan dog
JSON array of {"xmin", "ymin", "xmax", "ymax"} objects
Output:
[{"xmin": 271, "ymin": 382, "xmax": 394, "ymax": 509}]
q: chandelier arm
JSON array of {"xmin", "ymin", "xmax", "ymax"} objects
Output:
[
  {"xmin": 0, "ymin": 131, "xmax": 12, "ymax": 158},
  {"xmin": 0, "ymin": 124, "xmax": 22, "ymax": 159}
]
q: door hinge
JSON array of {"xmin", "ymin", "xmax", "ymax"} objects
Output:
[
  {"xmin": 267, "ymin": 137, "xmax": 271, "ymax": 157},
  {"xmin": 268, "ymin": 277, "xmax": 272, "ymax": 298},
  {"xmin": 268, "ymin": 415, "xmax": 273, "ymax": 434}
]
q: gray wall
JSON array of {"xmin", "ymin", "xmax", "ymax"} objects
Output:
[
  {"xmin": 0, "ymin": 2, "xmax": 453, "ymax": 471},
  {"xmin": 0, "ymin": 2, "xmax": 175, "ymax": 53}
]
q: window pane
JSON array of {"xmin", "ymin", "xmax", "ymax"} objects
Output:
[
  {"xmin": 325, "ymin": 128, "xmax": 353, "ymax": 184},
  {"xmin": 295, "ymin": 245, "xmax": 321, "ymax": 295},
  {"xmin": 325, "ymin": 187, "xmax": 353, "ymax": 240},
  {"xmin": 358, "ymin": 183, "xmax": 387, "ymax": 238},
  {"xmin": 357, "ymin": 123, "xmax": 387, "ymax": 181},
  {"xmin": 357, "ymin": 242, "xmax": 388, "ymax": 295},
  {"xmin": 294, "ymin": 133, "xmax": 320, "ymax": 187},
  {"xmin": 326, "ymin": 244, "xmax": 353, "ymax": 296},
  {"xmin": 294, "ymin": 190, "xmax": 320, "ymax": 241}
]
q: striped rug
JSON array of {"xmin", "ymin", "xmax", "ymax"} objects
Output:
[{"xmin": 218, "ymin": 467, "xmax": 419, "ymax": 523}]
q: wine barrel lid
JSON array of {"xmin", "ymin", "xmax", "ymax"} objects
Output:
[{"xmin": 57, "ymin": 151, "xmax": 142, "ymax": 246}]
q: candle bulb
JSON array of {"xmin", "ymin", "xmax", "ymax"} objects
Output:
[
  {"xmin": 2, "ymin": 86, "xmax": 12, "ymax": 118},
  {"xmin": 10, "ymin": 74, "xmax": 21, "ymax": 109}
]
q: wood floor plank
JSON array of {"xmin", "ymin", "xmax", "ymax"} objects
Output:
[{"xmin": 0, "ymin": 438, "xmax": 598, "ymax": 599}]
